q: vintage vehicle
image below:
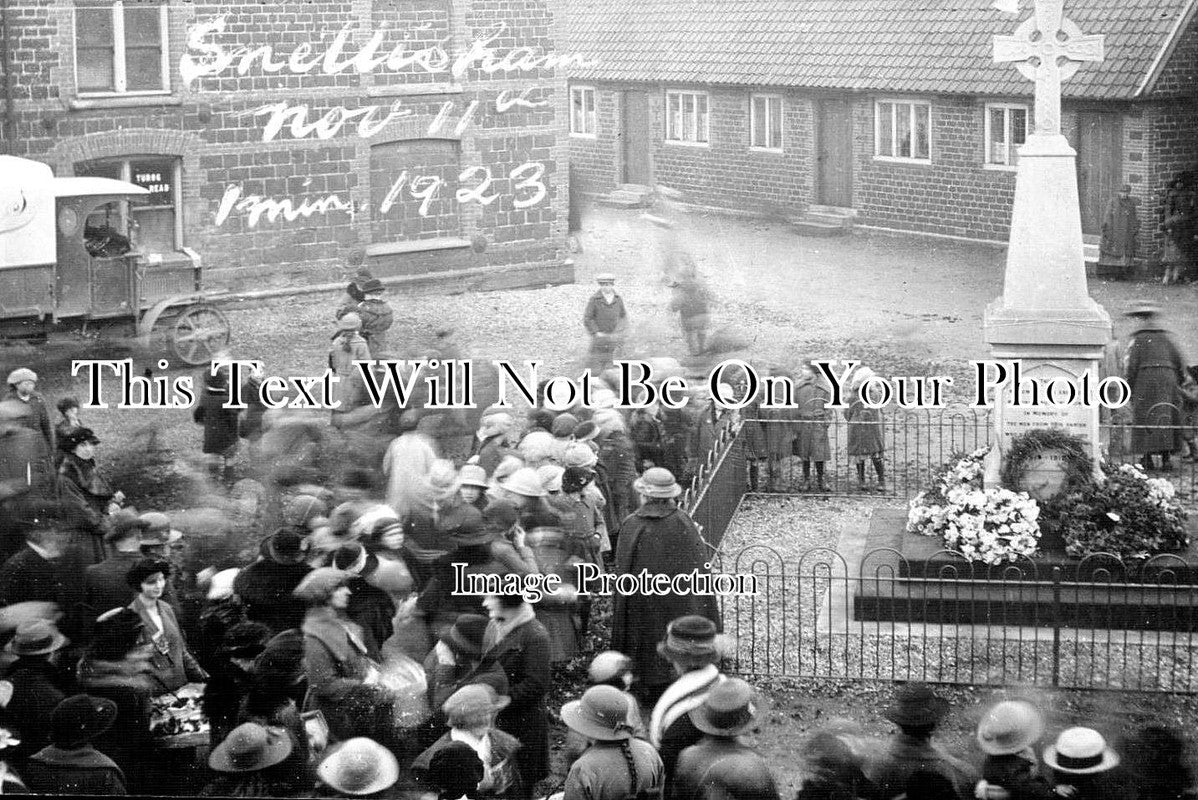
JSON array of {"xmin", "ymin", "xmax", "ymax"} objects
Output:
[{"xmin": 0, "ymin": 155, "xmax": 230, "ymax": 365}]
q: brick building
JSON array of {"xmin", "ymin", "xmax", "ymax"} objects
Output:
[
  {"xmin": 565, "ymin": 0, "xmax": 1198, "ymax": 264},
  {"xmin": 0, "ymin": 0, "xmax": 578, "ymax": 292}
]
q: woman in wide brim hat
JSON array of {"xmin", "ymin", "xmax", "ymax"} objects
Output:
[
  {"xmin": 689, "ymin": 677, "xmax": 770, "ymax": 738},
  {"xmin": 5, "ymin": 619, "xmax": 68, "ymax": 657},
  {"xmin": 208, "ymin": 722, "xmax": 293, "ymax": 773},
  {"xmin": 976, "ymin": 699, "xmax": 1044, "ymax": 756},
  {"xmin": 655, "ymin": 615, "xmax": 731, "ymax": 668},
  {"xmin": 318, "ymin": 737, "xmax": 400, "ymax": 796}
]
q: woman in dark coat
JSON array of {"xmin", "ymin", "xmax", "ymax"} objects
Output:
[
  {"xmin": 611, "ymin": 468, "xmax": 720, "ymax": 701},
  {"xmin": 793, "ymin": 361, "xmax": 832, "ymax": 492},
  {"xmin": 1124, "ymin": 303, "xmax": 1187, "ymax": 470},
  {"xmin": 58, "ymin": 427, "xmax": 122, "ymax": 563},
  {"xmin": 21, "ymin": 694, "xmax": 127, "ymax": 796},
  {"xmin": 3, "ymin": 619, "xmax": 73, "ymax": 763},
  {"xmin": 479, "ymin": 593, "xmax": 551, "ymax": 788},
  {"xmin": 194, "ymin": 365, "xmax": 240, "ymax": 477}
]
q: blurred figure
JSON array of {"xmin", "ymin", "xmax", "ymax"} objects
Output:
[
  {"xmin": 328, "ymin": 313, "xmax": 373, "ymax": 432},
  {"xmin": 793, "ymin": 361, "xmax": 832, "ymax": 493},
  {"xmin": 1123, "ymin": 302, "xmax": 1186, "ymax": 471},
  {"xmin": 194, "ymin": 363, "xmax": 240, "ymax": 483},
  {"xmin": 1098, "ymin": 184, "xmax": 1138, "ymax": 279},
  {"xmin": 845, "ymin": 368, "xmax": 886, "ymax": 493},
  {"xmin": 424, "ymin": 741, "xmax": 485, "ymax": 800},
  {"xmin": 0, "ymin": 501, "xmax": 87, "ymax": 641},
  {"xmin": 53, "ymin": 396, "xmax": 82, "ymax": 468},
  {"xmin": 5, "ymin": 368, "xmax": 54, "ymax": 455},
  {"xmin": 668, "ymin": 269, "xmax": 712, "ymax": 358},
  {"xmin": 413, "ymin": 684, "xmax": 522, "ymax": 799},
  {"xmin": 974, "ymin": 699, "xmax": 1052, "ymax": 800},
  {"xmin": 869, "ymin": 683, "xmax": 977, "ymax": 799},
  {"xmin": 583, "ymin": 274, "xmax": 629, "ymax": 374},
  {"xmin": 1120, "ymin": 725, "xmax": 1192, "ymax": 800},
  {"xmin": 336, "ymin": 270, "xmax": 394, "ymax": 357},
  {"xmin": 2, "ymin": 618, "xmax": 72, "ymax": 763},
  {"xmin": 795, "ymin": 731, "xmax": 880, "ymax": 800},
  {"xmin": 235, "ymin": 530, "xmax": 313, "ymax": 635}
]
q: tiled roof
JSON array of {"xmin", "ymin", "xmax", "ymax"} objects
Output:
[{"xmin": 565, "ymin": 0, "xmax": 1195, "ymax": 100}]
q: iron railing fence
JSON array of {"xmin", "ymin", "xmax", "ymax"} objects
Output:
[{"xmin": 710, "ymin": 544, "xmax": 1198, "ymax": 692}]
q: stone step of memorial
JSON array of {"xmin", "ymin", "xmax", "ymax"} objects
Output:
[{"xmin": 852, "ymin": 509, "xmax": 1198, "ymax": 632}]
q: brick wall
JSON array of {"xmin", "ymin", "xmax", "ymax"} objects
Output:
[
  {"xmin": 3, "ymin": 0, "xmax": 570, "ymax": 292},
  {"xmin": 1151, "ymin": 14, "xmax": 1198, "ymax": 98}
]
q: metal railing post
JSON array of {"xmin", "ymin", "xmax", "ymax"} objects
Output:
[{"xmin": 1052, "ymin": 565, "xmax": 1062, "ymax": 689}]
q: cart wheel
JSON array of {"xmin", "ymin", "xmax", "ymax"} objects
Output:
[{"xmin": 170, "ymin": 304, "xmax": 231, "ymax": 366}]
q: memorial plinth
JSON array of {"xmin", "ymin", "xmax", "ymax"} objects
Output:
[{"xmin": 853, "ymin": 509, "xmax": 1198, "ymax": 631}]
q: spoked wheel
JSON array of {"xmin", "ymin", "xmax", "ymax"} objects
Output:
[{"xmin": 170, "ymin": 304, "xmax": 231, "ymax": 365}]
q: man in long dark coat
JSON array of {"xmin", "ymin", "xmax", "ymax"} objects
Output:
[
  {"xmin": 611, "ymin": 467, "xmax": 719, "ymax": 704},
  {"xmin": 1124, "ymin": 302, "xmax": 1187, "ymax": 470}
]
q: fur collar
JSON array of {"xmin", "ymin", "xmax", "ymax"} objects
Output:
[
  {"xmin": 484, "ymin": 604, "xmax": 537, "ymax": 651},
  {"xmin": 649, "ymin": 665, "xmax": 722, "ymax": 748}
]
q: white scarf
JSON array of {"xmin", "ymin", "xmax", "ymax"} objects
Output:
[{"xmin": 649, "ymin": 665, "xmax": 722, "ymax": 748}]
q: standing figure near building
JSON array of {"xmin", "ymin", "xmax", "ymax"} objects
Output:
[
  {"xmin": 793, "ymin": 361, "xmax": 832, "ymax": 493},
  {"xmin": 845, "ymin": 367, "xmax": 885, "ymax": 493},
  {"xmin": 583, "ymin": 274, "xmax": 629, "ymax": 374},
  {"xmin": 1161, "ymin": 173, "xmax": 1197, "ymax": 286},
  {"xmin": 668, "ymin": 267, "xmax": 711, "ymax": 358},
  {"xmin": 337, "ymin": 270, "xmax": 394, "ymax": 357},
  {"xmin": 1098, "ymin": 184, "xmax": 1138, "ymax": 279},
  {"xmin": 328, "ymin": 313, "xmax": 373, "ymax": 431},
  {"xmin": 1123, "ymin": 302, "xmax": 1186, "ymax": 471}
]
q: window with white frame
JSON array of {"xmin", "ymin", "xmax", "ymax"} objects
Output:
[
  {"xmin": 570, "ymin": 86, "xmax": 596, "ymax": 136},
  {"xmin": 665, "ymin": 91, "xmax": 709, "ymax": 144},
  {"xmin": 750, "ymin": 94, "xmax": 783, "ymax": 150},
  {"xmin": 76, "ymin": 156, "xmax": 183, "ymax": 254},
  {"xmin": 74, "ymin": 1, "xmax": 169, "ymax": 95},
  {"xmin": 985, "ymin": 103, "xmax": 1029, "ymax": 167},
  {"xmin": 874, "ymin": 100, "xmax": 931, "ymax": 161}
]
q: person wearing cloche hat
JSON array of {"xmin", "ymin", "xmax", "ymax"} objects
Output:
[
  {"xmin": 424, "ymin": 614, "xmax": 510, "ymax": 716},
  {"xmin": 1042, "ymin": 728, "xmax": 1122, "ymax": 800},
  {"xmin": 232, "ymin": 528, "xmax": 312, "ymax": 636},
  {"xmin": 21, "ymin": 695, "xmax": 125, "ymax": 795},
  {"xmin": 872, "ymin": 682, "xmax": 978, "ymax": 799},
  {"xmin": 559, "ymin": 685, "xmax": 665, "ymax": 800},
  {"xmin": 673, "ymin": 678, "xmax": 776, "ymax": 800},
  {"xmin": 584, "ymin": 270, "xmax": 629, "ymax": 373},
  {"xmin": 336, "ymin": 267, "xmax": 394, "ymax": 357},
  {"xmin": 457, "ymin": 464, "xmax": 490, "ymax": 510},
  {"xmin": 564, "ymin": 651, "xmax": 644, "ymax": 766},
  {"xmin": 318, "ymin": 737, "xmax": 401, "ymax": 797},
  {"xmin": 3, "ymin": 618, "xmax": 71, "ymax": 762},
  {"xmin": 613, "ymin": 464, "xmax": 720, "ymax": 706},
  {"xmin": 412, "ymin": 683, "xmax": 522, "ymax": 798},
  {"xmin": 5, "ymin": 366, "xmax": 54, "ymax": 454},
  {"xmin": 1124, "ymin": 298, "xmax": 1186, "ymax": 473},
  {"xmin": 973, "ymin": 699, "xmax": 1053, "ymax": 800}
]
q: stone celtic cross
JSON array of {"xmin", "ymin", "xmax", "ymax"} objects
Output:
[{"xmin": 993, "ymin": 0, "xmax": 1103, "ymax": 135}]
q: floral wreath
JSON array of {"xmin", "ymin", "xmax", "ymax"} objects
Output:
[{"xmin": 999, "ymin": 428, "xmax": 1095, "ymax": 498}]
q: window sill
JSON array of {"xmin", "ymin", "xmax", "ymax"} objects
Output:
[
  {"xmin": 664, "ymin": 139, "xmax": 710, "ymax": 148},
  {"xmin": 872, "ymin": 155, "xmax": 932, "ymax": 166},
  {"xmin": 749, "ymin": 146, "xmax": 785, "ymax": 154},
  {"xmin": 569, "ymin": 132, "xmax": 598, "ymax": 139},
  {"xmin": 68, "ymin": 93, "xmax": 181, "ymax": 110},
  {"xmin": 367, "ymin": 237, "xmax": 472, "ymax": 256},
  {"xmin": 982, "ymin": 163, "xmax": 1018, "ymax": 172}
]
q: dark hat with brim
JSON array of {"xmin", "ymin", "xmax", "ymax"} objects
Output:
[
  {"xmin": 441, "ymin": 504, "xmax": 491, "ymax": 546},
  {"xmin": 884, "ymin": 682, "xmax": 950, "ymax": 728},
  {"xmin": 656, "ymin": 615, "xmax": 730, "ymax": 666},
  {"xmin": 210, "ymin": 722, "xmax": 293, "ymax": 773},
  {"xmin": 357, "ymin": 277, "xmax": 385, "ymax": 294},
  {"xmin": 561, "ymin": 685, "xmax": 635, "ymax": 742},
  {"xmin": 1125, "ymin": 301, "xmax": 1161, "ymax": 318},
  {"xmin": 51, "ymin": 695, "xmax": 118, "ymax": 748},
  {"xmin": 62, "ymin": 428, "xmax": 100, "ymax": 451},
  {"xmin": 265, "ymin": 529, "xmax": 309, "ymax": 565},
  {"xmin": 441, "ymin": 613, "xmax": 489, "ymax": 658}
]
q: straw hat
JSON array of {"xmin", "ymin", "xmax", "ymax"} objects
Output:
[
  {"xmin": 537, "ymin": 464, "xmax": 565, "ymax": 493},
  {"xmin": 442, "ymin": 684, "xmax": 511, "ymax": 726},
  {"xmin": 336, "ymin": 313, "xmax": 363, "ymax": 332},
  {"xmin": 561, "ymin": 442, "xmax": 598, "ymax": 468},
  {"xmin": 689, "ymin": 678, "xmax": 770, "ymax": 737},
  {"xmin": 5, "ymin": 619, "xmax": 68, "ymax": 657},
  {"xmin": 561, "ymin": 685, "xmax": 635, "ymax": 742},
  {"xmin": 588, "ymin": 651, "xmax": 633, "ymax": 684},
  {"xmin": 458, "ymin": 464, "xmax": 489, "ymax": 489},
  {"xmin": 1043, "ymin": 728, "xmax": 1120, "ymax": 775},
  {"xmin": 138, "ymin": 512, "xmax": 182, "ymax": 547},
  {"xmin": 976, "ymin": 700, "xmax": 1045, "ymax": 756},
  {"xmin": 633, "ymin": 467, "xmax": 682, "ymax": 500},
  {"xmin": 318, "ymin": 738, "xmax": 399, "ymax": 795},
  {"xmin": 500, "ymin": 467, "xmax": 548, "ymax": 498}
]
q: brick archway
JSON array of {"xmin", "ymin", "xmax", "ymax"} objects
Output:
[{"xmin": 47, "ymin": 129, "xmax": 203, "ymax": 175}]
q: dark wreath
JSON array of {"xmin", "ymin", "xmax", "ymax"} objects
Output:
[{"xmin": 999, "ymin": 428, "xmax": 1096, "ymax": 496}]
